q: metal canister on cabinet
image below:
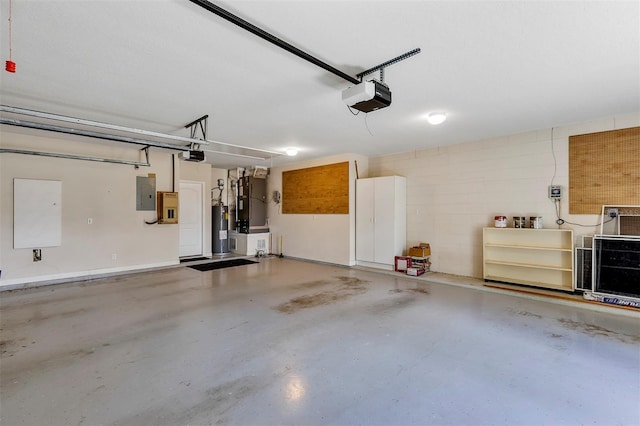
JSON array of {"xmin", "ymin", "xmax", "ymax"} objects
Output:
[
  {"xmin": 494, "ymin": 216, "xmax": 507, "ymax": 228},
  {"xmin": 531, "ymin": 216, "xmax": 543, "ymax": 229}
]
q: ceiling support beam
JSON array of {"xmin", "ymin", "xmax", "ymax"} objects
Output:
[
  {"xmin": 1, "ymin": 105, "xmax": 282, "ymax": 160},
  {"xmin": 1, "ymin": 118, "xmax": 192, "ymax": 151},
  {"xmin": 201, "ymin": 148, "xmax": 271, "ymax": 161},
  {"xmin": 0, "ymin": 148, "xmax": 150, "ymax": 167},
  {"xmin": 187, "ymin": 0, "xmax": 361, "ymax": 85},
  {"xmin": 0, "ymin": 105, "xmax": 209, "ymax": 146}
]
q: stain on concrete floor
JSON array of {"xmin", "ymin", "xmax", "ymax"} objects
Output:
[
  {"xmin": 502, "ymin": 308, "xmax": 640, "ymax": 344},
  {"xmin": 115, "ymin": 372, "xmax": 277, "ymax": 426},
  {"xmin": 557, "ymin": 318, "xmax": 640, "ymax": 344},
  {"xmin": 276, "ymin": 276, "xmax": 369, "ymax": 314},
  {"xmin": 293, "ymin": 279, "xmax": 332, "ymax": 290}
]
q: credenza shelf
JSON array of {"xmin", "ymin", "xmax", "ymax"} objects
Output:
[{"xmin": 483, "ymin": 228, "xmax": 574, "ymax": 292}]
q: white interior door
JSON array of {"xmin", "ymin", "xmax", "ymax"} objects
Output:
[{"xmin": 179, "ymin": 181, "xmax": 203, "ymax": 257}]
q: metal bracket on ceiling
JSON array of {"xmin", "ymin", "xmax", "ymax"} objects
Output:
[
  {"xmin": 184, "ymin": 115, "xmax": 208, "ymax": 150},
  {"xmin": 356, "ymin": 48, "xmax": 421, "ymax": 84},
  {"xmin": 138, "ymin": 146, "xmax": 150, "ymax": 169}
]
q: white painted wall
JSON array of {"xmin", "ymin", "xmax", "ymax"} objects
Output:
[
  {"xmin": 2, "ymin": 112, "xmax": 637, "ymax": 285},
  {"xmin": 267, "ymin": 154, "xmax": 369, "ymax": 266},
  {"xmin": 368, "ymin": 112, "xmax": 640, "ymax": 278},
  {"xmin": 0, "ymin": 126, "xmax": 212, "ymax": 287}
]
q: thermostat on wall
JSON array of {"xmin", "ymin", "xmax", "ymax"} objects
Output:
[{"xmin": 548, "ymin": 185, "xmax": 562, "ymax": 199}]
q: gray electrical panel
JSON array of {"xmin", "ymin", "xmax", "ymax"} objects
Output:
[
  {"xmin": 237, "ymin": 176, "xmax": 268, "ymax": 233},
  {"xmin": 136, "ymin": 176, "xmax": 156, "ymax": 211}
]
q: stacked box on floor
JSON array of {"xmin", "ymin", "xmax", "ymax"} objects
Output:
[
  {"xmin": 408, "ymin": 243, "xmax": 431, "ymax": 258},
  {"xmin": 406, "ymin": 243, "xmax": 431, "ymax": 276},
  {"xmin": 394, "ymin": 256, "xmax": 412, "ymax": 272},
  {"xmin": 406, "ymin": 266, "xmax": 425, "ymax": 276},
  {"xmin": 411, "ymin": 256, "xmax": 431, "ymax": 272}
]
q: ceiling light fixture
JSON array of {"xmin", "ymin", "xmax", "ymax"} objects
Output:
[
  {"xmin": 427, "ymin": 112, "xmax": 447, "ymax": 125},
  {"xmin": 285, "ymin": 148, "xmax": 298, "ymax": 156}
]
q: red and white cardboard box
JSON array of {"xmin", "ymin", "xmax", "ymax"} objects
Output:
[
  {"xmin": 394, "ymin": 256, "xmax": 412, "ymax": 272},
  {"xmin": 406, "ymin": 267, "xmax": 425, "ymax": 276}
]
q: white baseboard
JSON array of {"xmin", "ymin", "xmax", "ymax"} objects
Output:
[
  {"xmin": 280, "ymin": 255, "xmax": 351, "ymax": 268},
  {"xmin": 0, "ymin": 260, "xmax": 180, "ymax": 291},
  {"xmin": 355, "ymin": 260, "xmax": 394, "ymax": 271}
]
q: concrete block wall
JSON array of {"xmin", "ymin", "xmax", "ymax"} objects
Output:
[{"xmin": 368, "ymin": 112, "xmax": 640, "ymax": 278}]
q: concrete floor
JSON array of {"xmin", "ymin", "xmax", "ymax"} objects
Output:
[{"xmin": 1, "ymin": 257, "xmax": 639, "ymax": 425}]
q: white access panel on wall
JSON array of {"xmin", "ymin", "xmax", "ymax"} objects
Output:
[
  {"xmin": 356, "ymin": 176, "xmax": 406, "ymax": 269},
  {"xmin": 14, "ymin": 178, "xmax": 62, "ymax": 248}
]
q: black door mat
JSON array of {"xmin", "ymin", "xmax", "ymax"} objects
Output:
[
  {"xmin": 188, "ymin": 259, "xmax": 258, "ymax": 271},
  {"xmin": 180, "ymin": 257, "xmax": 209, "ymax": 263}
]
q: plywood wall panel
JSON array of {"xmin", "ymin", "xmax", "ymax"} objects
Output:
[
  {"xmin": 282, "ymin": 161, "xmax": 349, "ymax": 214},
  {"xmin": 569, "ymin": 127, "xmax": 640, "ymax": 214}
]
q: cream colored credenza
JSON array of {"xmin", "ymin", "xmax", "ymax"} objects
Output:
[{"xmin": 483, "ymin": 227, "xmax": 574, "ymax": 292}]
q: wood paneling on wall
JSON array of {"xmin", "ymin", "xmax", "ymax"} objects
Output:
[
  {"xmin": 569, "ymin": 127, "xmax": 640, "ymax": 214},
  {"xmin": 282, "ymin": 161, "xmax": 349, "ymax": 214}
]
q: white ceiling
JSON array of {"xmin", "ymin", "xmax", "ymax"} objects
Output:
[{"xmin": 1, "ymin": 0, "xmax": 638, "ymax": 169}]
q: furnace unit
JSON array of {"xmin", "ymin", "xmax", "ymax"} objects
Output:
[{"xmin": 237, "ymin": 176, "xmax": 268, "ymax": 233}]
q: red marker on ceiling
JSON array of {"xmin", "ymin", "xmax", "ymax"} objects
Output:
[{"xmin": 5, "ymin": 0, "xmax": 16, "ymax": 73}]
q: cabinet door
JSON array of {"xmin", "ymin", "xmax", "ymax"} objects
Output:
[
  {"xmin": 356, "ymin": 179, "xmax": 375, "ymax": 262},
  {"xmin": 373, "ymin": 177, "xmax": 396, "ymax": 264}
]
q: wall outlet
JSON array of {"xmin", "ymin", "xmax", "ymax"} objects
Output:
[
  {"xmin": 33, "ymin": 249, "xmax": 42, "ymax": 262},
  {"xmin": 87, "ymin": 218, "xmax": 93, "ymax": 225},
  {"xmin": 111, "ymin": 253, "xmax": 117, "ymax": 261}
]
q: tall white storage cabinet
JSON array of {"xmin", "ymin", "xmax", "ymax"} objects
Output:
[{"xmin": 356, "ymin": 176, "xmax": 406, "ymax": 270}]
